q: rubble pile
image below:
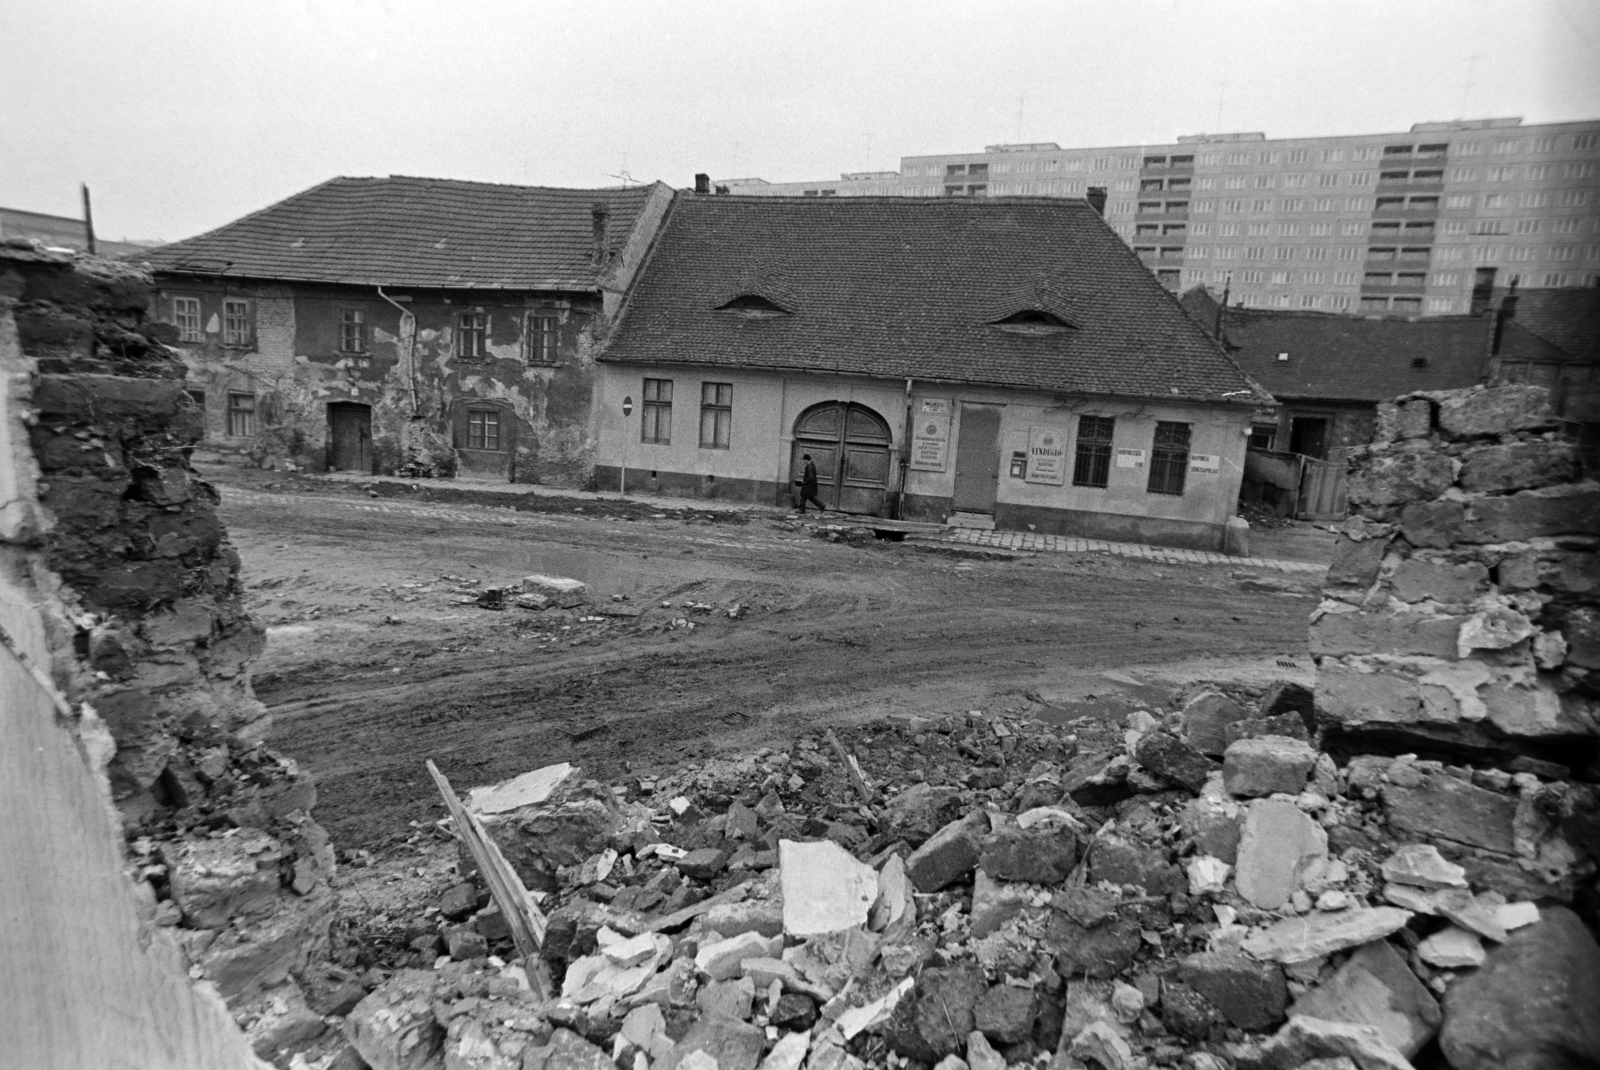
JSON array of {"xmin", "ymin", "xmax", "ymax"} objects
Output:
[{"xmin": 5, "ymin": 245, "xmax": 338, "ymax": 1062}]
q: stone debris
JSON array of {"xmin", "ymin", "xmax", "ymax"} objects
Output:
[
  {"xmin": 777, "ymin": 839, "xmax": 877, "ymax": 937},
  {"xmin": 1222, "ymin": 735, "xmax": 1318, "ymax": 798},
  {"xmin": 1234, "ymin": 798, "xmax": 1328, "ymax": 910},
  {"xmin": 1379, "ymin": 843, "xmax": 1467, "ymax": 890},
  {"xmin": 1288, "ymin": 938, "xmax": 1440, "ymax": 1059},
  {"xmin": 1418, "ymin": 926, "xmax": 1486, "ymax": 969}
]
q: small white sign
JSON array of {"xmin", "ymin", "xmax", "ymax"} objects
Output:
[
  {"xmin": 1189, "ymin": 454, "xmax": 1220, "ymax": 474},
  {"xmin": 1025, "ymin": 425, "xmax": 1068, "ymax": 485},
  {"xmin": 1116, "ymin": 448, "xmax": 1146, "ymax": 469},
  {"xmin": 910, "ymin": 399, "xmax": 952, "ymax": 472}
]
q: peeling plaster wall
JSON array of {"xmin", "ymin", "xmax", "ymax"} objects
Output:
[{"xmin": 154, "ymin": 278, "xmax": 605, "ymax": 484}]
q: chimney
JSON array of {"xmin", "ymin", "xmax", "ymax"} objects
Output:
[
  {"xmin": 591, "ymin": 202, "xmax": 611, "ymax": 266},
  {"xmin": 1491, "ymin": 276, "xmax": 1520, "ymax": 355},
  {"xmin": 1086, "ymin": 186, "xmax": 1108, "ymax": 216},
  {"xmin": 694, "ymin": 173, "xmax": 710, "ymax": 195}
]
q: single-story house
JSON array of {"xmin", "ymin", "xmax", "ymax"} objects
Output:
[
  {"xmin": 138, "ymin": 176, "xmax": 673, "ymax": 482},
  {"xmin": 593, "ymin": 193, "xmax": 1274, "ymax": 552}
]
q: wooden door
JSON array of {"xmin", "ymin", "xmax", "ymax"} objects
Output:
[
  {"xmin": 952, "ymin": 404, "xmax": 1001, "ymax": 513},
  {"xmin": 327, "ymin": 402, "xmax": 372, "ymax": 473},
  {"xmin": 790, "ymin": 402, "xmax": 891, "ymax": 515}
]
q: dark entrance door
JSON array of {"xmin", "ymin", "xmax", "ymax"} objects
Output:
[
  {"xmin": 1289, "ymin": 416, "xmax": 1329, "ymax": 460},
  {"xmin": 790, "ymin": 402, "xmax": 892, "ymax": 515},
  {"xmin": 952, "ymin": 404, "xmax": 1002, "ymax": 513},
  {"xmin": 327, "ymin": 402, "xmax": 373, "ymax": 473}
]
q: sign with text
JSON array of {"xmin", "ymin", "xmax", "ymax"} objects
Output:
[
  {"xmin": 910, "ymin": 398, "xmax": 952, "ymax": 472},
  {"xmin": 1024, "ymin": 425, "xmax": 1068, "ymax": 485},
  {"xmin": 1189, "ymin": 454, "xmax": 1220, "ymax": 474},
  {"xmin": 1116, "ymin": 448, "xmax": 1146, "ymax": 469}
]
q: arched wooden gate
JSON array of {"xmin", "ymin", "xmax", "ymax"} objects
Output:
[{"xmin": 790, "ymin": 402, "xmax": 893, "ymax": 515}]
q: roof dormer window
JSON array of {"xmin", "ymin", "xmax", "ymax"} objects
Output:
[
  {"xmin": 990, "ymin": 308, "xmax": 1076, "ymax": 335},
  {"xmin": 715, "ymin": 293, "xmax": 792, "ymax": 318}
]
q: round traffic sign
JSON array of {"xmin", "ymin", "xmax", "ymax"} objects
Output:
[{"xmin": 622, "ymin": 396, "xmax": 634, "ymax": 416}]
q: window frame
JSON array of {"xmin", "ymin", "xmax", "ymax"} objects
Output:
[
  {"xmin": 466, "ymin": 408, "xmax": 502, "ymax": 450},
  {"xmin": 226, "ymin": 392, "xmax": 257, "ymax": 437},
  {"xmin": 1071, "ymin": 415, "xmax": 1115, "ymax": 488},
  {"xmin": 339, "ymin": 308, "xmax": 366, "ymax": 354},
  {"xmin": 641, "ymin": 377, "xmax": 673, "ymax": 445},
  {"xmin": 221, "ymin": 298, "xmax": 253, "ymax": 348},
  {"xmin": 698, "ymin": 382, "xmax": 733, "ymax": 449},
  {"xmin": 457, "ymin": 311, "xmax": 488, "ymax": 360},
  {"xmin": 525, "ymin": 312, "xmax": 559, "ymax": 364},
  {"xmin": 1146, "ymin": 421, "xmax": 1191, "ymax": 496},
  {"xmin": 172, "ymin": 295, "xmax": 203, "ymax": 343}
]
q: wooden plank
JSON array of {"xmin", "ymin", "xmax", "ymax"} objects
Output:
[
  {"xmin": 426, "ymin": 760, "xmax": 553, "ymax": 999},
  {"xmin": 826, "ymin": 729, "xmax": 876, "ymax": 804}
]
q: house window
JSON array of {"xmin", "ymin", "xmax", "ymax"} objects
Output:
[
  {"xmin": 641, "ymin": 378, "xmax": 672, "ymax": 444},
  {"xmin": 339, "ymin": 309, "xmax": 365, "ymax": 353},
  {"xmin": 173, "ymin": 296, "xmax": 202, "ymax": 342},
  {"xmin": 699, "ymin": 382, "xmax": 732, "ymax": 449},
  {"xmin": 458, "ymin": 312, "xmax": 487, "ymax": 359},
  {"xmin": 223, "ymin": 299, "xmax": 251, "ymax": 346},
  {"xmin": 526, "ymin": 313, "xmax": 559, "ymax": 363},
  {"xmin": 1147, "ymin": 421, "xmax": 1191, "ymax": 496},
  {"xmin": 1250, "ymin": 424, "xmax": 1277, "ymax": 449},
  {"xmin": 467, "ymin": 409, "xmax": 501, "ymax": 450},
  {"xmin": 1072, "ymin": 416, "xmax": 1115, "ymax": 488},
  {"xmin": 226, "ymin": 392, "xmax": 256, "ymax": 437}
]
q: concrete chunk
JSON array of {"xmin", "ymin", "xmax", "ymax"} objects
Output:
[
  {"xmin": 1260, "ymin": 1016, "xmax": 1413, "ymax": 1070},
  {"xmin": 904, "ymin": 811, "xmax": 987, "ymax": 892},
  {"xmin": 1419, "ymin": 926, "xmax": 1485, "ymax": 968},
  {"xmin": 1235, "ymin": 798, "xmax": 1328, "ymax": 910},
  {"xmin": 1380, "ymin": 844, "xmax": 1467, "ymax": 890},
  {"xmin": 778, "ymin": 839, "xmax": 877, "ymax": 937},
  {"xmin": 1222, "ymin": 736, "xmax": 1317, "ymax": 799},
  {"xmin": 696, "ymin": 931, "xmax": 772, "ymax": 982},
  {"xmin": 1288, "ymin": 939, "xmax": 1440, "ymax": 1059},
  {"xmin": 1242, "ymin": 908, "xmax": 1413, "ymax": 965}
]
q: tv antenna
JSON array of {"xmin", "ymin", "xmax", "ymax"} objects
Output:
[{"xmin": 608, "ymin": 152, "xmax": 636, "ymax": 188}]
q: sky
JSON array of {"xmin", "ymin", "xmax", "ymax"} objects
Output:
[{"xmin": 3, "ymin": 0, "xmax": 1598, "ymax": 243}]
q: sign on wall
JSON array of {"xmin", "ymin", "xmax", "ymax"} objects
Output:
[
  {"xmin": 1024, "ymin": 425, "xmax": 1068, "ymax": 485},
  {"xmin": 910, "ymin": 398, "xmax": 952, "ymax": 472},
  {"xmin": 1189, "ymin": 454, "xmax": 1220, "ymax": 474},
  {"xmin": 1116, "ymin": 448, "xmax": 1146, "ymax": 469}
]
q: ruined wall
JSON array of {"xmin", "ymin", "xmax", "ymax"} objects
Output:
[
  {"xmin": 153, "ymin": 277, "xmax": 604, "ymax": 484},
  {"xmin": 1313, "ymin": 382, "xmax": 1598, "ymax": 769},
  {"xmin": 3, "ymin": 244, "xmax": 336, "ymax": 1064}
]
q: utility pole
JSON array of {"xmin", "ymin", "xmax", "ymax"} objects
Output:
[{"xmin": 81, "ymin": 183, "xmax": 96, "ymax": 256}]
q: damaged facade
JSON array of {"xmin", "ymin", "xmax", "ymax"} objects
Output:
[
  {"xmin": 140, "ymin": 176, "xmax": 673, "ymax": 482},
  {"xmin": 596, "ymin": 194, "xmax": 1272, "ymax": 552}
]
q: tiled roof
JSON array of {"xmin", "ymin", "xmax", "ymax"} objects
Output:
[
  {"xmin": 1179, "ymin": 289, "xmax": 1491, "ymax": 402},
  {"xmin": 601, "ymin": 195, "xmax": 1268, "ymax": 405},
  {"xmin": 1492, "ymin": 287, "xmax": 1600, "ymax": 364},
  {"xmin": 140, "ymin": 176, "xmax": 667, "ymax": 290}
]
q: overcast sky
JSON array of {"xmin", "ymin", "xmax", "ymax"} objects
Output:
[{"xmin": 3, "ymin": 0, "xmax": 1597, "ymax": 243}]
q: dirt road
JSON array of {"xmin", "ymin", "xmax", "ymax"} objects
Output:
[{"xmin": 215, "ymin": 472, "xmax": 1324, "ymax": 848}]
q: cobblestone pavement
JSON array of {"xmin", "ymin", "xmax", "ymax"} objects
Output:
[{"xmin": 932, "ymin": 526, "xmax": 1327, "ymax": 573}]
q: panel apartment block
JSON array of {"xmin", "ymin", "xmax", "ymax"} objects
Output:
[{"xmin": 722, "ymin": 118, "xmax": 1600, "ymax": 316}]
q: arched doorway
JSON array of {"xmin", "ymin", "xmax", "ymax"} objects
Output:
[{"xmin": 790, "ymin": 402, "xmax": 893, "ymax": 515}]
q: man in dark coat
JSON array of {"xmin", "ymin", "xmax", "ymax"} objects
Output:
[{"xmin": 797, "ymin": 453, "xmax": 825, "ymax": 513}]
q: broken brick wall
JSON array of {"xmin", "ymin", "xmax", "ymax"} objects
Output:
[
  {"xmin": 1, "ymin": 242, "xmax": 337, "ymax": 1064},
  {"xmin": 1313, "ymin": 382, "xmax": 1597, "ymax": 769}
]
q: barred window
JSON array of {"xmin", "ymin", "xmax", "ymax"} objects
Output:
[
  {"xmin": 699, "ymin": 382, "xmax": 732, "ymax": 449},
  {"xmin": 1072, "ymin": 415, "xmax": 1115, "ymax": 488},
  {"xmin": 1147, "ymin": 421, "xmax": 1191, "ymax": 496},
  {"xmin": 641, "ymin": 378, "xmax": 672, "ymax": 444}
]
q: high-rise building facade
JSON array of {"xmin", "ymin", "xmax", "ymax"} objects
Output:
[{"xmin": 721, "ymin": 118, "xmax": 1600, "ymax": 315}]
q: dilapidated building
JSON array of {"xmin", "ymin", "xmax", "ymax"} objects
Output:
[
  {"xmin": 596, "ymin": 193, "xmax": 1273, "ymax": 551},
  {"xmin": 140, "ymin": 176, "xmax": 672, "ymax": 482}
]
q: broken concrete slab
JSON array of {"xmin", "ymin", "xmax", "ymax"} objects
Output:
[
  {"xmin": 1222, "ymin": 736, "xmax": 1317, "ymax": 799},
  {"xmin": 1176, "ymin": 950, "xmax": 1287, "ymax": 1030},
  {"xmin": 657, "ymin": 1012, "xmax": 766, "ymax": 1070},
  {"xmin": 778, "ymin": 839, "xmax": 877, "ymax": 937},
  {"xmin": 1133, "ymin": 730, "xmax": 1217, "ymax": 793},
  {"xmin": 977, "ymin": 823, "xmax": 1079, "ymax": 884},
  {"xmin": 1379, "ymin": 843, "xmax": 1467, "ymax": 890},
  {"xmin": 1418, "ymin": 926, "xmax": 1485, "ymax": 968},
  {"xmin": 1235, "ymin": 798, "xmax": 1329, "ymax": 910},
  {"xmin": 870, "ymin": 853, "xmax": 914, "ymax": 938},
  {"xmin": 1382, "ymin": 772, "xmax": 1518, "ymax": 855},
  {"xmin": 522, "ymin": 574, "xmax": 588, "ymax": 607},
  {"xmin": 1434, "ymin": 888, "xmax": 1509, "ymax": 943},
  {"xmin": 1440, "ymin": 906, "xmax": 1600, "ymax": 1070},
  {"xmin": 1288, "ymin": 939, "xmax": 1440, "ymax": 1059},
  {"xmin": 1260, "ymin": 1016, "xmax": 1414, "ymax": 1070},
  {"xmin": 344, "ymin": 969, "xmax": 444, "ymax": 1070},
  {"xmin": 696, "ymin": 931, "xmax": 773, "ymax": 982},
  {"xmin": 466, "ymin": 763, "xmax": 623, "ymax": 892},
  {"xmin": 1242, "ymin": 908, "xmax": 1414, "ymax": 965},
  {"xmin": 904, "ymin": 811, "xmax": 988, "ymax": 893}
]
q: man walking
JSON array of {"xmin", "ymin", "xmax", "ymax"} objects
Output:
[{"xmin": 797, "ymin": 453, "xmax": 825, "ymax": 513}]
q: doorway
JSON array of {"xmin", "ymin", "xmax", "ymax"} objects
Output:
[
  {"xmin": 952, "ymin": 404, "xmax": 1002, "ymax": 513},
  {"xmin": 327, "ymin": 402, "xmax": 373, "ymax": 473},
  {"xmin": 1289, "ymin": 416, "xmax": 1329, "ymax": 460},
  {"xmin": 790, "ymin": 402, "xmax": 892, "ymax": 515}
]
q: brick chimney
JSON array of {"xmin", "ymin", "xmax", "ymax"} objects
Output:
[
  {"xmin": 1086, "ymin": 186, "xmax": 1108, "ymax": 216},
  {"xmin": 591, "ymin": 202, "xmax": 611, "ymax": 266},
  {"xmin": 1492, "ymin": 276, "xmax": 1520, "ymax": 355},
  {"xmin": 694, "ymin": 173, "xmax": 710, "ymax": 195}
]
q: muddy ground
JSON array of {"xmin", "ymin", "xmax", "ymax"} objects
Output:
[{"xmin": 210, "ymin": 467, "xmax": 1329, "ymax": 850}]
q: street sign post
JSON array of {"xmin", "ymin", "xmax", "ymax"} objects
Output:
[{"xmin": 620, "ymin": 397, "xmax": 633, "ymax": 494}]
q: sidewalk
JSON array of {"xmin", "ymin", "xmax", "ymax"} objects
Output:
[{"xmin": 285, "ymin": 472, "xmax": 1326, "ymax": 574}]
